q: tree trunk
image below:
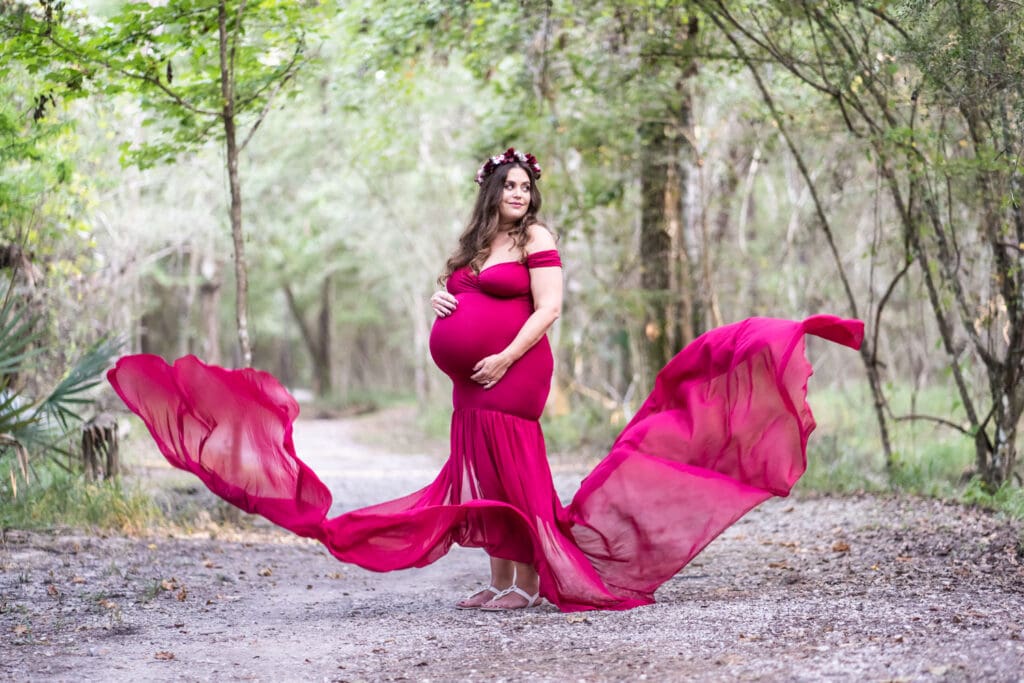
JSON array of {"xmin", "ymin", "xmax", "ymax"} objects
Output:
[
  {"xmin": 666, "ymin": 130, "xmax": 696, "ymax": 350},
  {"xmin": 315, "ymin": 274, "xmax": 333, "ymax": 397},
  {"xmin": 403, "ymin": 287, "xmax": 432, "ymax": 405},
  {"xmin": 637, "ymin": 15, "xmax": 700, "ymax": 391},
  {"xmin": 199, "ymin": 257, "xmax": 222, "ymax": 366},
  {"xmin": 983, "ymin": 378, "xmax": 1024, "ymax": 485},
  {"xmin": 638, "ymin": 114, "xmax": 673, "ymax": 390},
  {"xmin": 218, "ymin": 0, "xmax": 251, "ymax": 367},
  {"xmin": 178, "ymin": 244, "xmax": 199, "ymax": 358},
  {"xmin": 282, "ymin": 278, "xmax": 333, "ymax": 398}
]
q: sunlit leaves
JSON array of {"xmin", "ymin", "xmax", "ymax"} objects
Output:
[{"xmin": 2, "ymin": 0, "xmax": 333, "ymax": 167}]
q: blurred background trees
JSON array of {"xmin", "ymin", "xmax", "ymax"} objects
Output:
[{"xmin": 1, "ymin": 0, "xmax": 1022, "ymax": 506}]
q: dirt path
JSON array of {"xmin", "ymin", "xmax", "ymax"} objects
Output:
[{"xmin": 2, "ymin": 411, "xmax": 1023, "ymax": 682}]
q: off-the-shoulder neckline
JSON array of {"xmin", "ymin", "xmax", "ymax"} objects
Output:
[{"xmin": 476, "ymin": 249, "xmax": 558, "ymax": 275}]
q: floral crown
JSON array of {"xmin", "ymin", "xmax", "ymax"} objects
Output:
[{"xmin": 474, "ymin": 147, "xmax": 542, "ymax": 186}]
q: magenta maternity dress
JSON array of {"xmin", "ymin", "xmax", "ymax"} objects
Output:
[{"xmin": 107, "ymin": 248, "xmax": 863, "ymax": 612}]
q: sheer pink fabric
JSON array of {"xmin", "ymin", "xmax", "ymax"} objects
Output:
[{"xmin": 109, "ymin": 313, "xmax": 862, "ymax": 612}]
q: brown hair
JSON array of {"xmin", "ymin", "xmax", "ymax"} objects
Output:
[{"xmin": 440, "ymin": 162, "xmax": 543, "ymax": 284}]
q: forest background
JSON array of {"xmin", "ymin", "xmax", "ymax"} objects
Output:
[{"xmin": 2, "ymin": 0, "xmax": 1024, "ymax": 526}]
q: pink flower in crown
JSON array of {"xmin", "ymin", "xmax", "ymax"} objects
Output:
[{"xmin": 474, "ymin": 147, "xmax": 542, "ymax": 185}]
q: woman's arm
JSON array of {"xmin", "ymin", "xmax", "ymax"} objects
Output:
[{"xmin": 471, "ymin": 226, "xmax": 562, "ymax": 389}]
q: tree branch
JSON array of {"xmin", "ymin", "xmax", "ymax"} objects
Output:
[
  {"xmin": 860, "ymin": 2, "xmax": 911, "ymax": 42},
  {"xmin": 891, "ymin": 413, "xmax": 974, "ymax": 436},
  {"xmin": 25, "ymin": 24, "xmax": 222, "ymax": 117},
  {"xmin": 870, "ymin": 256, "xmax": 912, "ymax": 368},
  {"xmin": 238, "ymin": 44, "xmax": 304, "ymax": 152}
]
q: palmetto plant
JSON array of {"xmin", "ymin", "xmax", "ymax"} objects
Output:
[{"xmin": 0, "ymin": 288, "xmax": 120, "ymax": 495}]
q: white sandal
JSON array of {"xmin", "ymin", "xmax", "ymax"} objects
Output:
[
  {"xmin": 479, "ymin": 583, "xmax": 542, "ymax": 611},
  {"xmin": 455, "ymin": 584, "xmax": 502, "ymax": 610}
]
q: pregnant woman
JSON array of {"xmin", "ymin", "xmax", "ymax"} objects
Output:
[
  {"xmin": 427, "ymin": 149, "xmax": 563, "ymax": 609},
  {"xmin": 108, "ymin": 148, "xmax": 864, "ymax": 612}
]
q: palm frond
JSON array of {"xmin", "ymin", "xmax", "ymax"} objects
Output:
[
  {"xmin": 38, "ymin": 337, "xmax": 123, "ymax": 429},
  {"xmin": 0, "ymin": 388, "xmax": 36, "ymax": 434},
  {"xmin": 0, "ymin": 295, "xmax": 43, "ymax": 375}
]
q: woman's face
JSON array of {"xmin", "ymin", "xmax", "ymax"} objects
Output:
[{"xmin": 498, "ymin": 166, "xmax": 531, "ymax": 225}]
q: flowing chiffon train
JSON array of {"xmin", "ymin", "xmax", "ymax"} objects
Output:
[{"xmin": 108, "ymin": 314, "xmax": 863, "ymax": 612}]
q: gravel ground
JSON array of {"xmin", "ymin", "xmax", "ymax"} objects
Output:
[{"xmin": 2, "ymin": 410, "xmax": 1023, "ymax": 682}]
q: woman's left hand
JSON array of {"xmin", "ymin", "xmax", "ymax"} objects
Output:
[{"xmin": 471, "ymin": 353, "xmax": 513, "ymax": 390}]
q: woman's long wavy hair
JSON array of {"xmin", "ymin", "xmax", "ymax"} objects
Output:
[{"xmin": 440, "ymin": 162, "xmax": 542, "ymax": 284}]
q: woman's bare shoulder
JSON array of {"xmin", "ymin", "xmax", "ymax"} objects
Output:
[{"xmin": 525, "ymin": 223, "xmax": 557, "ymax": 254}]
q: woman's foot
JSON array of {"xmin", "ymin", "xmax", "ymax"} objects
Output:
[
  {"xmin": 480, "ymin": 582, "xmax": 542, "ymax": 611},
  {"xmin": 455, "ymin": 584, "xmax": 505, "ymax": 610}
]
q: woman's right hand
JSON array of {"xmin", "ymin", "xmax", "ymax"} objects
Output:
[{"xmin": 430, "ymin": 290, "xmax": 458, "ymax": 317}]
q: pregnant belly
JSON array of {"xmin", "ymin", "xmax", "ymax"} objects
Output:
[{"xmin": 429, "ymin": 293, "xmax": 531, "ymax": 380}]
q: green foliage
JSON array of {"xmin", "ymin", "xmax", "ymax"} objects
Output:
[
  {"xmin": 2, "ymin": 0, "xmax": 331, "ymax": 167},
  {"xmin": 802, "ymin": 433, "xmax": 884, "ymax": 493},
  {"xmin": 416, "ymin": 402, "xmax": 454, "ymax": 442},
  {"xmin": 886, "ymin": 445, "xmax": 977, "ymax": 501},
  {"xmin": 961, "ymin": 477, "xmax": 1024, "ymax": 520},
  {"xmin": 800, "ymin": 378, "xmax": 1024, "ymax": 519},
  {"xmin": 0, "ymin": 65, "xmax": 86, "ymax": 254},
  {"xmin": 542, "ymin": 407, "xmax": 620, "ymax": 457},
  {"xmin": 0, "ymin": 462, "xmax": 159, "ymax": 533},
  {"xmin": 801, "ymin": 380, "xmax": 973, "ymax": 492},
  {"xmin": 0, "ymin": 278, "xmax": 121, "ymax": 484}
]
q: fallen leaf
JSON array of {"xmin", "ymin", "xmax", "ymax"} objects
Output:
[
  {"xmin": 327, "ymin": 572, "xmax": 345, "ymax": 580},
  {"xmin": 13, "ymin": 625, "xmax": 28, "ymax": 635},
  {"xmin": 154, "ymin": 651, "xmax": 175, "ymax": 661},
  {"xmin": 46, "ymin": 585, "xmax": 59, "ymax": 597},
  {"xmin": 160, "ymin": 579, "xmax": 177, "ymax": 591},
  {"xmin": 98, "ymin": 599, "xmax": 117, "ymax": 610},
  {"xmin": 929, "ymin": 666, "xmax": 950, "ymax": 676},
  {"xmin": 566, "ymin": 614, "xmax": 588, "ymax": 624},
  {"xmin": 768, "ymin": 561, "xmax": 790, "ymax": 569},
  {"xmin": 176, "ymin": 588, "xmax": 187, "ymax": 602},
  {"xmin": 202, "ymin": 560, "xmax": 218, "ymax": 569},
  {"xmin": 147, "ymin": 543, "xmax": 158, "ymax": 550},
  {"xmin": 71, "ymin": 576, "xmax": 86, "ymax": 584},
  {"xmin": 258, "ymin": 568, "xmax": 273, "ymax": 577},
  {"xmin": 832, "ymin": 541, "xmax": 850, "ymax": 553}
]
